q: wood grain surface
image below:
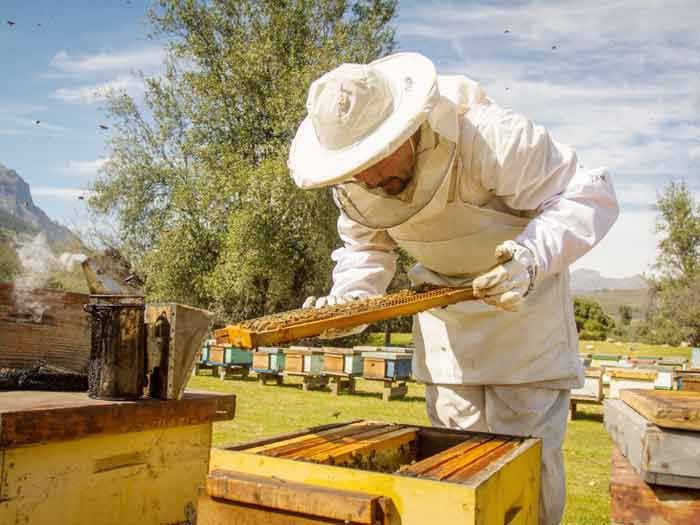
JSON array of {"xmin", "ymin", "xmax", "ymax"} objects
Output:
[
  {"xmin": 0, "ymin": 283, "xmax": 90, "ymax": 372},
  {"xmin": 206, "ymin": 469, "xmax": 385, "ymax": 524},
  {"xmin": 620, "ymin": 389, "xmax": 700, "ymax": 431},
  {"xmin": 0, "ymin": 390, "xmax": 235, "ymax": 448},
  {"xmin": 610, "ymin": 446, "xmax": 700, "ymax": 525}
]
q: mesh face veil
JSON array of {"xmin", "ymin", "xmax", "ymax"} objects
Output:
[{"xmin": 332, "ymin": 124, "xmax": 456, "ymax": 229}]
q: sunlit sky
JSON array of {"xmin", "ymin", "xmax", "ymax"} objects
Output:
[{"xmin": 1, "ymin": 0, "xmax": 699, "ymax": 277}]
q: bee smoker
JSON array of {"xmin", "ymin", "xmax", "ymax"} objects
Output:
[
  {"xmin": 85, "ymin": 295, "xmax": 147, "ymax": 400},
  {"xmin": 85, "ymin": 296, "xmax": 211, "ymax": 401}
]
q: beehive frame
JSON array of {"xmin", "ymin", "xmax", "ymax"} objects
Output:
[{"xmin": 215, "ymin": 286, "xmax": 475, "ymax": 348}]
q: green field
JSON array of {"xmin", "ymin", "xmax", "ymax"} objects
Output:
[
  {"xmin": 369, "ymin": 332, "xmax": 692, "ymax": 360},
  {"xmin": 193, "ymin": 377, "xmax": 611, "ymax": 523},
  {"xmin": 192, "ymin": 339, "xmax": 689, "ymax": 523}
]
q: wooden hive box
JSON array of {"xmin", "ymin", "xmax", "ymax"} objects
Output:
[
  {"xmin": 361, "ymin": 351, "xmax": 412, "ymax": 380},
  {"xmin": 284, "ymin": 346, "xmax": 324, "ymax": 375},
  {"xmin": 322, "ymin": 347, "xmax": 363, "ymax": 376},
  {"xmin": 604, "ymin": 398, "xmax": 700, "ymax": 489},
  {"xmin": 208, "ymin": 344, "xmax": 227, "ymax": 364},
  {"xmin": 206, "ymin": 345, "xmax": 252, "ymax": 366},
  {"xmin": 570, "ymin": 368, "xmax": 604, "ymax": 419},
  {"xmin": 199, "ymin": 420, "xmax": 541, "ymax": 525},
  {"xmin": 674, "ymin": 370, "xmax": 700, "ymax": 392},
  {"xmin": 252, "ymin": 347, "xmax": 285, "ymax": 372},
  {"xmin": 0, "ymin": 284, "xmax": 90, "ymax": 373},
  {"xmin": 572, "ymin": 367, "xmax": 604, "ymax": 402},
  {"xmin": 607, "ymin": 368, "xmax": 657, "ymax": 399},
  {"xmin": 199, "ymin": 345, "xmax": 210, "ymax": 363},
  {"xmin": 0, "ymin": 390, "xmax": 235, "ymax": 525},
  {"xmin": 225, "ymin": 346, "xmax": 253, "ymax": 366}
]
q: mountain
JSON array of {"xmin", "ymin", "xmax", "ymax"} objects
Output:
[
  {"xmin": 0, "ymin": 162, "xmax": 78, "ymax": 247},
  {"xmin": 570, "ymin": 268, "xmax": 648, "ymax": 293}
]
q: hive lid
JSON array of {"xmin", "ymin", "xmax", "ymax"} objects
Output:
[{"xmin": 620, "ymin": 389, "xmax": 700, "ymax": 431}]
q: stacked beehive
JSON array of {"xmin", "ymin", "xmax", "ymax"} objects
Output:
[
  {"xmin": 604, "ymin": 389, "xmax": 700, "ymax": 524},
  {"xmin": 198, "ymin": 420, "xmax": 542, "ymax": 524}
]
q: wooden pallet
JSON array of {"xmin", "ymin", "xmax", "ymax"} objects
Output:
[{"xmin": 214, "ymin": 287, "xmax": 475, "ymax": 348}]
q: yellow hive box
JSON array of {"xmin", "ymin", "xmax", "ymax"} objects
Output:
[
  {"xmin": 0, "ymin": 390, "xmax": 235, "ymax": 525},
  {"xmin": 200, "ymin": 420, "xmax": 541, "ymax": 525}
]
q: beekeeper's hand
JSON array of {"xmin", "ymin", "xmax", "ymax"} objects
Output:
[
  {"xmin": 302, "ymin": 293, "xmax": 368, "ymax": 339},
  {"xmin": 303, "ymin": 293, "xmax": 362, "ymax": 308},
  {"xmin": 472, "ymin": 241, "xmax": 538, "ymax": 312}
]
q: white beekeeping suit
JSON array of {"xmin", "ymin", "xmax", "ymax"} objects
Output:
[{"xmin": 289, "ymin": 53, "xmax": 618, "ymax": 525}]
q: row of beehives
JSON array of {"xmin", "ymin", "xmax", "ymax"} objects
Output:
[
  {"xmin": 196, "ymin": 342, "xmax": 413, "ymax": 383},
  {"xmin": 574, "ymin": 364, "xmax": 700, "ymax": 402},
  {"xmin": 581, "ymin": 353, "xmax": 691, "ymax": 390},
  {"xmin": 570, "ymin": 362, "xmax": 699, "ymax": 421}
]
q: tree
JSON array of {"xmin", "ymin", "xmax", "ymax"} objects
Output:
[
  {"xmin": 574, "ymin": 297, "xmax": 615, "ymax": 341},
  {"xmin": 618, "ymin": 304, "xmax": 633, "ymax": 326},
  {"xmin": 0, "ymin": 242, "xmax": 20, "ymax": 282},
  {"xmin": 654, "ymin": 181, "xmax": 700, "ymax": 280},
  {"xmin": 640, "ymin": 182, "xmax": 700, "ymax": 345},
  {"xmin": 90, "ymin": 0, "xmax": 398, "ymax": 322}
]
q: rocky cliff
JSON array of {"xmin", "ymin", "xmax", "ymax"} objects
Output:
[{"xmin": 0, "ymin": 162, "xmax": 78, "ymax": 247}]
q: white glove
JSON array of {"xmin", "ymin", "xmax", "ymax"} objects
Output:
[
  {"xmin": 472, "ymin": 241, "xmax": 538, "ymax": 312},
  {"xmin": 302, "ymin": 293, "xmax": 368, "ymax": 339}
]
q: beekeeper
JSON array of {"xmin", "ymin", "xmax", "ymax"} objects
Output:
[{"xmin": 289, "ymin": 52, "xmax": 618, "ymax": 525}]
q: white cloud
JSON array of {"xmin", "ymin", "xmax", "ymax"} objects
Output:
[
  {"xmin": 31, "ymin": 187, "xmax": 94, "ymax": 200},
  {"xmin": 396, "ymin": 0, "xmax": 699, "ymax": 276},
  {"xmin": 51, "ymin": 75, "xmax": 145, "ymax": 104},
  {"xmin": 56, "ymin": 159, "xmax": 107, "ymax": 178},
  {"xmin": 50, "ymin": 47, "xmax": 165, "ymax": 74}
]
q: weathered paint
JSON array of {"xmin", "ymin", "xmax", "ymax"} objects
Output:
[
  {"xmin": 0, "ymin": 423, "xmax": 212, "ymax": 525},
  {"xmin": 208, "ymin": 438, "xmax": 540, "ymax": 525}
]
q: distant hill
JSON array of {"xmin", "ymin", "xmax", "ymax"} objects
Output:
[
  {"xmin": 0, "ymin": 162, "xmax": 79, "ymax": 248},
  {"xmin": 576, "ymin": 288, "xmax": 651, "ymax": 321},
  {"xmin": 570, "ymin": 268, "xmax": 648, "ymax": 293}
]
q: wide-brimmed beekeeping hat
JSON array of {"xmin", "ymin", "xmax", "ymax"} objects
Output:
[{"xmin": 288, "ymin": 52, "xmax": 441, "ymax": 189}]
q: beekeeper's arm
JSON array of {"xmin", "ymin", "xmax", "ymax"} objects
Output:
[
  {"xmin": 468, "ymin": 103, "xmax": 619, "ymax": 310},
  {"xmin": 302, "ymin": 212, "xmax": 398, "ymax": 338},
  {"xmin": 303, "ymin": 211, "xmax": 398, "ymax": 307}
]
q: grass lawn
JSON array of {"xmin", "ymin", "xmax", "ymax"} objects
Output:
[{"xmin": 191, "ymin": 372, "xmax": 612, "ymax": 524}]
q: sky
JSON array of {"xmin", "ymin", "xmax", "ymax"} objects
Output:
[{"xmin": 1, "ymin": 0, "xmax": 699, "ymax": 278}]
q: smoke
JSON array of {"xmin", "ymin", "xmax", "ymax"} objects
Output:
[
  {"xmin": 59, "ymin": 252, "xmax": 88, "ymax": 272},
  {"xmin": 13, "ymin": 233, "xmax": 87, "ymax": 321}
]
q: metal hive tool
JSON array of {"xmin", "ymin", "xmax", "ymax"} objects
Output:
[{"xmin": 214, "ymin": 286, "xmax": 476, "ymax": 348}]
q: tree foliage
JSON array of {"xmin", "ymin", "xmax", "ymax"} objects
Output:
[
  {"xmin": 0, "ymin": 242, "xmax": 20, "ymax": 282},
  {"xmin": 640, "ymin": 181, "xmax": 700, "ymax": 345},
  {"xmin": 618, "ymin": 304, "xmax": 633, "ymax": 326},
  {"xmin": 654, "ymin": 181, "xmax": 700, "ymax": 280},
  {"xmin": 574, "ymin": 297, "xmax": 615, "ymax": 341},
  {"xmin": 90, "ymin": 0, "xmax": 397, "ymax": 322}
]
